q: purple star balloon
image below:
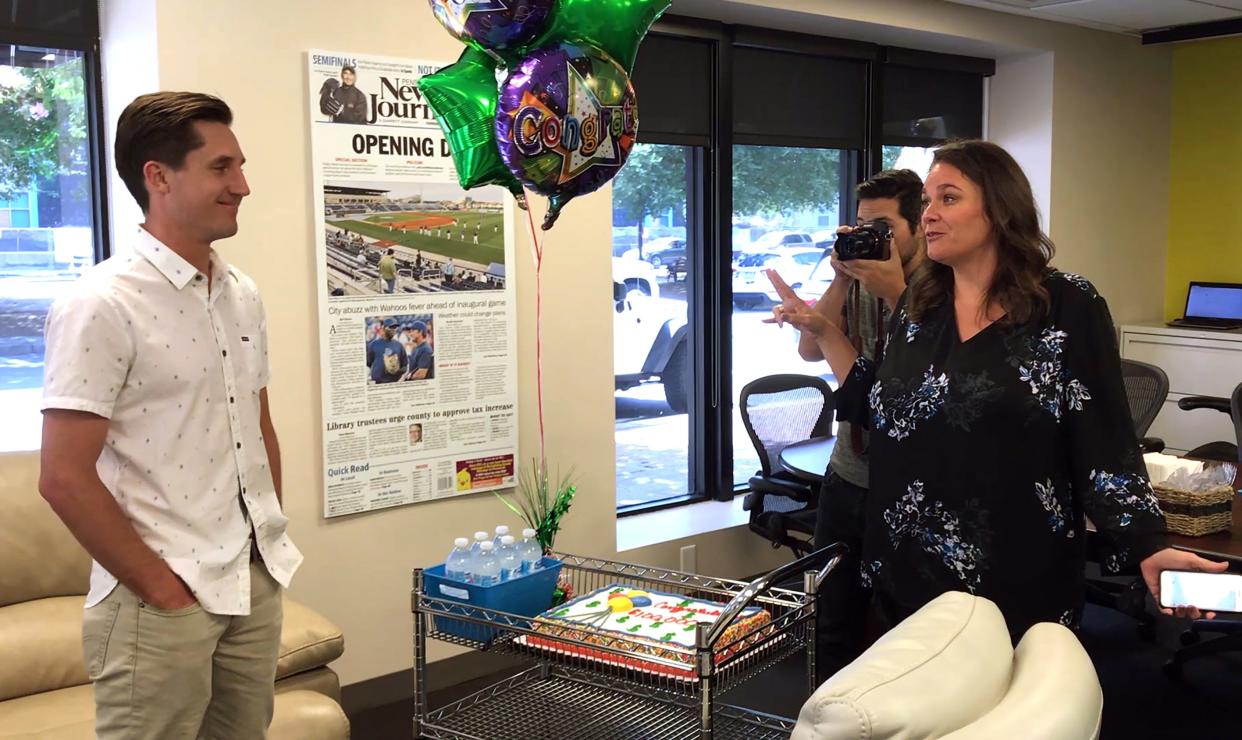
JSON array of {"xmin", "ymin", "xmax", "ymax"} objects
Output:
[
  {"xmin": 427, "ymin": 0, "xmax": 554, "ymax": 52},
  {"xmin": 495, "ymin": 43, "xmax": 638, "ymax": 229}
]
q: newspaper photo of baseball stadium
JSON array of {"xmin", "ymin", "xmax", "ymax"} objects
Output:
[{"xmin": 323, "ymin": 181, "xmax": 506, "ymax": 297}]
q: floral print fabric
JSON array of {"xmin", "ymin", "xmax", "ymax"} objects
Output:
[
  {"xmin": 837, "ymin": 272, "xmax": 1167, "ymax": 640},
  {"xmin": 1015, "ymin": 328, "xmax": 1092, "ymax": 420},
  {"xmin": 870, "ymin": 367, "xmax": 950, "ymax": 440}
]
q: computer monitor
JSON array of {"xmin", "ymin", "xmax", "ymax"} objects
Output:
[{"xmin": 1185, "ymin": 282, "xmax": 1242, "ymax": 321}]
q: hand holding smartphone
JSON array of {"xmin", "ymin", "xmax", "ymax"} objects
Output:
[{"xmin": 1159, "ymin": 570, "xmax": 1242, "ymax": 613}]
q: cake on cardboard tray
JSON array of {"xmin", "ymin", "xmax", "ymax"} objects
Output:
[{"xmin": 523, "ymin": 584, "xmax": 773, "ymax": 679}]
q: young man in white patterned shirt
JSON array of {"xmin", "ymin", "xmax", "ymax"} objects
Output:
[{"xmin": 39, "ymin": 92, "xmax": 303, "ymax": 739}]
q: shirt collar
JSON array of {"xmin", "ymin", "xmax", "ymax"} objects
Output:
[{"xmin": 133, "ymin": 227, "xmax": 235, "ymax": 290}]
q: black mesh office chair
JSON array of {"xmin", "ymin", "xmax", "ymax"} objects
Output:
[
  {"xmin": 1122, "ymin": 359, "xmax": 1170, "ymax": 453},
  {"xmin": 1086, "ymin": 359, "xmax": 1170, "ymax": 639},
  {"xmin": 1178, "ymin": 381, "xmax": 1242, "ymax": 465},
  {"xmin": 739, "ymin": 374, "xmax": 835, "ymax": 558},
  {"xmin": 1164, "ymin": 381, "xmax": 1242, "ymax": 679}
]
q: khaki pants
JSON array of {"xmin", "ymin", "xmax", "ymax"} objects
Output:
[{"xmin": 82, "ymin": 560, "xmax": 283, "ymax": 740}]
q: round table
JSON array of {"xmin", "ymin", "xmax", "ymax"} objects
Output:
[{"xmin": 777, "ymin": 436, "xmax": 835, "ymax": 483}]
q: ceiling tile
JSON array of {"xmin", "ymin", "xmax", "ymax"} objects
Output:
[
  {"xmin": 1032, "ymin": 0, "xmax": 1240, "ymax": 32},
  {"xmin": 1197, "ymin": 0, "xmax": 1242, "ymax": 11}
]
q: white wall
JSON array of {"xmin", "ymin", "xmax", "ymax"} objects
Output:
[
  {"xmin": 99, "ymin": 0, "xmax": 157, "ymax": 248},
  {"xmin": 6, "ymin": 0, "xmax": 1171, "ymax": 686},
  {"xmin": 988, "ymin": 53, "xmax": 1054, "ymax": 233}
]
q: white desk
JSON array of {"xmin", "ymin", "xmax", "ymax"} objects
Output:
[{"xmin": 1120, "ymin": 323, "xmax": 1242, "ymax": 454}]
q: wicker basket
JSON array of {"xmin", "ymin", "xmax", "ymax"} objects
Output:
[{"xmin": 1153, "ymin": 482, "xmax": 1234, "ymax": 537}]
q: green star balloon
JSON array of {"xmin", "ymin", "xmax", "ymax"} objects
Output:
[
  {"xmin": 418, "ymin": 47, "xmax": 526, "ymax": 203},
  {"xmin": 528, "ymin": 0, "xmax": 672, "ymax": 73}
]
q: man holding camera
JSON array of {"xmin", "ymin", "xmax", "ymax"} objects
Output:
[{"xmin": 767, "ymin": 169, "xmax": 926, "ymax": 681}]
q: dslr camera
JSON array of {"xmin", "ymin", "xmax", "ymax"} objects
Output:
[{"xmin": 833, "ymin": 220, "xmax": 892, "ymax": 261}]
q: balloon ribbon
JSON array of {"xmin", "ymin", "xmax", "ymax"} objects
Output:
[{"xmin": 524, "ymin": 197, "xmax": 547, "ymax": 470}]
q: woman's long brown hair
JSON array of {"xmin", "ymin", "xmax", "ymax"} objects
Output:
[{"xmin": 907, "ymin": 140, "xmax": 1055, "ymax": 326}]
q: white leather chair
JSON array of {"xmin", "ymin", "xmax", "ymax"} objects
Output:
[{"xmin": 792, "ymin": 592, "xmax": 1103, "ymax": 740}]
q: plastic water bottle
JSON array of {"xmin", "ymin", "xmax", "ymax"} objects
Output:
[
  {"xmin": 473, "ymin": 541, "xmax": 501, "ymax": 586},
  {"xmin": 492, "ymin": 524, "xmax": 510, "ymax": 548},
  {"xmin": 496, "ymin": 535, "xmax": 521, "ymax": 581},
  {"xmin": 518, "ymin": 528, "xmax": 542, "ymax": 574},
  {"xmin": 470, "ymin": 531, "xmax": 489, "ymax": 556},
  {"xmin": 445, "ymin": 537, "xmax": 472, "ymax": 582}
]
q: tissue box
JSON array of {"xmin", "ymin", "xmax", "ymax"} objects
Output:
[
  {"xmin": 1144, "ymin": 452, "xmax": 1204, "ymax": 485},
  {"xmin": 1153, "ymin": 482, "xmax": 1234, "ymax": 537}
]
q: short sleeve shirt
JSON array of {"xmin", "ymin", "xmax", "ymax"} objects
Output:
[
  {"xmin": 368, "ymin": 338, "xmax": 407, "ymax": 382},
  {"xmin": 410, "ymin": 342, "xmax": 433, "ymax": 378},
  {"xmin": 42, "ymin": 227, "xmax": 303, "ymax": 615}
]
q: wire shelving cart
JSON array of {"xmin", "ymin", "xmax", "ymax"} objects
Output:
[{"xmin": 411, "ymin": 546, "xmax": 842, "ymax": 739}]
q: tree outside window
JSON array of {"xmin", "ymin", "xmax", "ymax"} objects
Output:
[
  {"xmin": 0, "ymin": 58, "xmax": 89, "ymax": 203},
  {"xmin": 732, "ymin": 146, "xmax": 841, "ymax": 220},
  {"xmin": 0, "ymin": 46, "xmax": 97, "ymax": 452},
  {"xmin": 611, "ymin": 144, "xmax": 687, "ymax": 261}
]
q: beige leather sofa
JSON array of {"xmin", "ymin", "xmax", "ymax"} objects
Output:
[
  {"xmin": 0, "ymin": 455, "xmax": 350, "ymax": 739},
  {"xmin": 793, "ymin": 591, "xmax": 1103, "ymax": 740}
]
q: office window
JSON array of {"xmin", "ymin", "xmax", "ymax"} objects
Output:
[
  {"xmin": 730, "ymin": 145, "xmax": 843, "ymax": 485},
  {"xmin": 612, "ymin": 31, "xmax": 712, "ymax": 512},
  {"xmin": 882, "ymin": 145, "xmax": 935, "ymax": 179},
  {"xmin": 0, "ymin": 1, "xmax": 96, "ymax": 36},
  {"xmin": 881, "ymin": 64, "xmax": 984, "ymax": 145},
  {"xmin": 880, "ymin": 60, "xmax": 988, "ymax": 180},
  {"xmin": 732, "ymin": 48, "xmax": 866, "ymax": 148},
  {"xmin": 612, "ymin": 143, "xmax": 698, "ymax": 508},
  {"xmin": 0, "ymin": 15, "xmax": 108, "ymax": 452},
  {"xmin": 612, "ymin": 19, "xmax": 989, "ymax": 514},
  {"xmin": 884, "ymin": 56, "xmax": 988, "ymax": 182},
  {"xmin": 728, "ymin": 43, "xmax": 865, "ymax": 495},
  {"xmin": 630, "ymin": 34, "xmax": 712, "ymax": 141}
]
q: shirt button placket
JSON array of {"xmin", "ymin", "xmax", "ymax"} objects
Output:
[{"xmin": 212, "ymin": 307, "xmax": 249, "ymax": 544}]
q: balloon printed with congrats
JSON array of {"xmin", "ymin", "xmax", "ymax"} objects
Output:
[
  {"xmin": 495, "ymin": 42, "xmax": 638, "ymax": 229},
  {"xmin": 427, "ymin": 0, "xmax": 555, "ymax": 54}
]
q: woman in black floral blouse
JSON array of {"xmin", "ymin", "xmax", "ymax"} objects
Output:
[{"xmin": 769, "ymin": 140, "xmax": 1224, "ymax": 639}]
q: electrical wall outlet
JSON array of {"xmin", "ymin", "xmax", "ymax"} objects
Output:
[{"xmin": 679, "ymin": 544, "xmax": 697, "ymax": 574}]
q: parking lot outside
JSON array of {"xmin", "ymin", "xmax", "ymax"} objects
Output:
[
  {"xmin": 612, "ymin": 143, "xmax": 935, "ymax": 510},
  {"xmin": 614, "ymin": 272, "xmax": 836, "ymax": 508},
  {"xmin": 0, "ymin": 267, "xmax": 74, "ymax": 451}
]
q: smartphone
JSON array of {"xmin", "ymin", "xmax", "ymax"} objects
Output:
[{"xmin": 1159, "ymin": 570, "xmax": 1242, "ymax": 612}]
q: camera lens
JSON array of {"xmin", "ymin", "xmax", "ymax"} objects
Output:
[
  {"xmin": 833, "ymin": 222, "xmax": 890, "ymax": 261},
  {"xmin": 834, "ymin": 230, "xmax": 878, "ymax": 261}
]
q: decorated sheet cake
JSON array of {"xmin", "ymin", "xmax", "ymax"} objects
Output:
[{"xmin": 520, "ymin": 584, "xmax": 773, "ymax": 679}]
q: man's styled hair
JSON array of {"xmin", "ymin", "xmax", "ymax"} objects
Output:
[
  {"xmin": 342, "ymin": 65, "xmax": 356, "ymax": 75},
  {"xmin": 856, "ymin": 169, "xmax": 924, "ymax": 233},
  {"xmin": 115, "ymin": 92, "xmax": 233, "ymax": 212}
]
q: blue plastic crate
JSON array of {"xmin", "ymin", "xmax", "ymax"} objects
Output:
[{"xmin": 422, "ymin": 557, "xmax": 563, "ymax": 642}]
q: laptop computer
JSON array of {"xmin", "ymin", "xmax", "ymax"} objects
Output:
[{"xmin": 1167, "ymin": 281, "xmax": 1242, "ymax": 330}]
